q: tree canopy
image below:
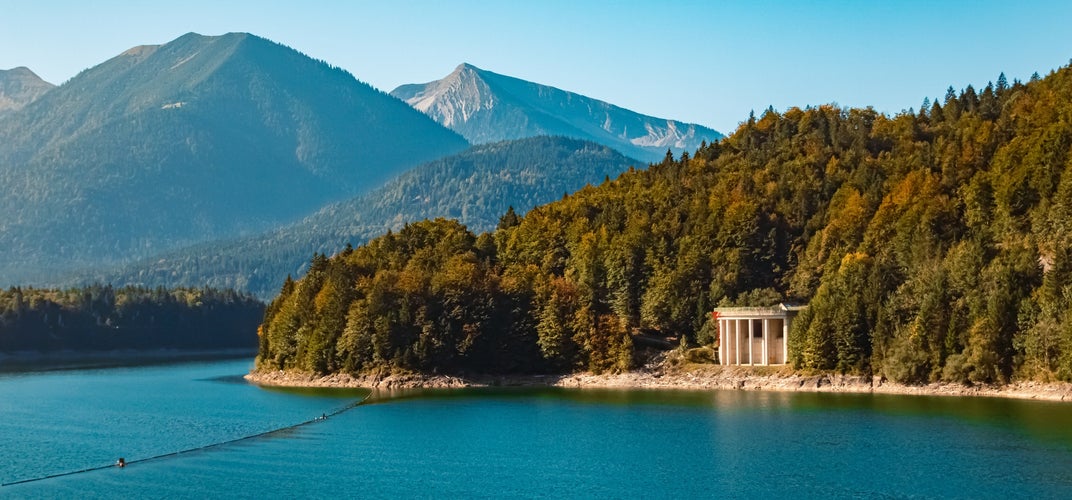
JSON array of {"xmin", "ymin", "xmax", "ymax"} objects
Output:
[{"xmin": 0, "ymin": 285, "xmax": 264, "ymax": 352}]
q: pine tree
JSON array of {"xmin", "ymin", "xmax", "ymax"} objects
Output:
[
  {"xmin": 497, "ymin": 206, "xmax": 521, "ymax": 230},
  {"xmin": 945, "ymin": 86, "xmax": 958, "ymax": 104}
]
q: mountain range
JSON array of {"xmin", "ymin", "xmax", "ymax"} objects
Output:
[
  {"xmin": 2, "ymin": 31, "xmax": 722, "ymax": 293},
  {"xmin": 0, "ymin": 67, "xmax": 53, "ymax": 115},
  {"xmin": 79, "ymin": 136, "xmax": 641, "ymax": 298},
  {"xmin": 0, "ymin": 32, "xmax": 468, "ymax": 284},
  {"xmin": 391, "ymin": 63, "xmax": 721, "ymax": 162}
]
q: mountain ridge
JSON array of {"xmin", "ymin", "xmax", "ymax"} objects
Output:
[
  {"xmin": 391, "ymin": 63, "xmax": 721, "ymax": 162},
  {"xmin": 0, "ymin": 32, "xmax": 468, "ymax": 285},
  {"xmin": 0, "ymin": 66, "xmax": 54, "ymax": 115}
]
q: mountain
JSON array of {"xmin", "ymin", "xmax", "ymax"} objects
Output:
[
  {"xmin": 391, "ymin": 63, "xmax": 721, "ymax": 162},
  {"xmin": 259, "ymin": 65, "xmax": 1072, "ymax": 384},
  {"xmin": 0, "ymin": 67, "xmax": 53, "ymax": 115},
  {"xmin": 80, "ymin": 136, "xmax": 642, "ymax": 299},
  {"xmin": 0, "ymin": 32, "xmax": 468, "ymax": 285}
]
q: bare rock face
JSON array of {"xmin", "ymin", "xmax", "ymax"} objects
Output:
[
  {"xmin": 0, "ymin": 67, "xmax": 54, "ymax": 115},
  {"xmin": 392, "ymin": 63, "xmax": 722, "ymax": 162}
]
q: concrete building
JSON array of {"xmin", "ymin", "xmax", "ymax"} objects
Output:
[{"xmin": 714, "ymin": 304, "xmax": 805, "ymax": 366}]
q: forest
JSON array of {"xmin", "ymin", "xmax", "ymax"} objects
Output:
[
  {"xmin": 259, "ymin": 64, "xmax": 1072, "ymax": 385},
  {"xmin": 0, "ymin": 285, "xmax": 264, "ymax": 352}
]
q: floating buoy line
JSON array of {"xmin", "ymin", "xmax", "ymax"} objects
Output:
[{"xmin": 2, "ymin": 391, "xmax": 374, "ymax": 488}]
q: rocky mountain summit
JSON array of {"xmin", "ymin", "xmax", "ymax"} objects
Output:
[
  {"xmin": 0, "ymin": 67, "xmax": 53, "ymax": 115},
  {"xmin": 392, "ymin": 63, "xmax": 721, "ymax": 162}
]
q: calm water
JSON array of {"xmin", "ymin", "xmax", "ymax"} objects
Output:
[{"xmin": 2, "ymin": 359, "xmax": 1072, "ymax": 498}]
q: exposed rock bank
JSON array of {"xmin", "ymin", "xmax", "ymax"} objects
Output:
[{"xmin": 245, "ymin": 364, "xmax": 1072, "ymax": 402}]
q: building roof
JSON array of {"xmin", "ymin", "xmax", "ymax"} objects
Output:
[{"xmin": 712, "ymin": 303, "xmax": 807, "ymax": 318}]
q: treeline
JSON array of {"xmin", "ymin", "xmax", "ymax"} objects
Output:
[
  {"xmin": 260, "ymin": 64, "xmax": 1072, "ymax": 384},
  {"xmin": 0, "ymin": 285, "xmax": 265, "ymax": 352}
]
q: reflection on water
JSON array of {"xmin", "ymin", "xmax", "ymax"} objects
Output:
[
  {"xmin": 0, "ymin": 351, "xmax": 256, "ymax": 375},
  {"xmin": 3, "ymin": 359, "xmax": 1072, "ymax": 498}
]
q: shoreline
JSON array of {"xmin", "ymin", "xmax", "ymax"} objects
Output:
[
  {"xmin": 245, "ymin": 364, "xmax": 1072, "ymax": 402},
  {"xmin": 0, "ymin": 348, "xmax": 256, "ymax": 373}
]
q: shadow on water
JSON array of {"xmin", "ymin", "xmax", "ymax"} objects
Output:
[
  {"xmin": 258, "ymin": 384, "xmax": 372, "ymax": 401},
  {"xmin": 0, "ymin": 351, "xmax": 256, "ymax": 375},
  {"xmin": 354, "ymin": 385, "xmax": 1072, "ymax": 451},
  {"xmin": 198, "ymin": 374, "xmax": 251, "ymax": 385}
]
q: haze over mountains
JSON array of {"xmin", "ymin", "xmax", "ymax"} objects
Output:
[
  {"xmin": 1, "ymin": 31, "xmax": 722, "ymax": 294},
  {"xmin": 391, "ymin": 63, "xmax": 722, "ymax": 162},
  {"xmin": 0, "ymin": 67, "xmax": 53, "ymax": 115},
  {"xmin": 82, "ymin": 136, "xmax": 641, "ymax": 298},
  {"xmin": 0, "ymin": 32, "xmax": 467, "ymax": 284}
]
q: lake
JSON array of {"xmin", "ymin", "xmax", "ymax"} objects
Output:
[{"xmin": 2, "ymin": 359, "xmax": 1071, "ymax": 498}]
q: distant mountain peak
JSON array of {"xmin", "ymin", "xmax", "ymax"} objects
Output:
[
  {"xmin": 0, "ymin": 32, "xmax": 467, "ymax": 284},
  {"xmin": 173, "ymin": 31, "xmax": 250, "ymax": 42},
  {"xmin": 391, "ymin": 64, "xmax": 721, "ymax": 162},
  {"xmin": 394, "ymin": 62, "xmax": 499, "ymax": 129},
  {"xmin": 4, "ymin": 66, "xmax": 37, "ymax": 76},
  {"xmin": 120, "ymin": 44, "xmax": 159, "ymax": 58},
  {"xmin": 0, "ymin": 66, "xmax": 54, "ymax": 115}
]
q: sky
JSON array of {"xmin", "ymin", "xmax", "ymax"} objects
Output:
[{"xmin": 2, "ymin": 0, "xmax": 1071, "ymax": 134}]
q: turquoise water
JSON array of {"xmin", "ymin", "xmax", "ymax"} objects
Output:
[{"xmin": 2, "ymin": 360, "xmax": 1072, "ymax": 498}]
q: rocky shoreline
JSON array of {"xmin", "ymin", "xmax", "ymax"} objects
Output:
[{"xmin": 245, "ymin": 364, "xmax": 1072, "ymax": 402}]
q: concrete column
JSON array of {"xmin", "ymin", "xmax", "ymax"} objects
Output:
[
  {"xmin": 734, "ymin": 319, "xmax": 741, "ymax": 365},
  {"xmin": 718, "ymin": 319, "xmax": 723, "ymax": 365},
  {"xmin": 719, "ymin": 319, "xmax": 726, "ymax": 365},
  {"xmin": 747, "ymin": 319, "xmax": 753, "ymax": 365},
  {"xmin": 783, "ymin": 317, "xmax": 790, "ymax": 365},
  {"xmin": 762, "ymin": 318, "xmax": 769, "ymax": 366}
]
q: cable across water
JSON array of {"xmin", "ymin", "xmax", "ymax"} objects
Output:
[{"xmin": 1, "ymin": 391, "xmax": 374, "ymax": 488}]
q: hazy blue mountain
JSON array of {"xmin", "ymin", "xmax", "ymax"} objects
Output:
[
  {"xmin": 0, "ymin": 32, "xmax": 468, "ymax": 285},
  {"xmin": 0, "ymin": 67, "xmax": 53, "ymax": 115},
  {"xmin": 81, "ymin": 136, "xmax": 643, "ymax": 298},
  {"xmin": 391, "ymin": 63, "xmax": 721, "ymax": 162}
]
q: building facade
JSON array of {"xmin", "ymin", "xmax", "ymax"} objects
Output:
[{"xmin": 713, "ymin": 304, "xmax": 805, "ymax": 366}]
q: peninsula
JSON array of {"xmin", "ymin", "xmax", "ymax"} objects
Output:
[{"xmin": 252, "ymin": 64, "xmax": 1072, "ymax": 397}]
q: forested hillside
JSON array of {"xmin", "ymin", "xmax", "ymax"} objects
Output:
[
  {"xmin": 258, "ymin": 65, "xmax": 1072, "ymax": 385},
  {"xmin": 85, "ymin": 137, "xmax": 640, "ymax": 299},
  {"xmin": 0, "ymin": 286, "xmax": 264, "ymax": 352}
]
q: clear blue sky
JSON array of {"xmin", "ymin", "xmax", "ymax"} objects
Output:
[{"xmin": 2, "ymin": 0, "xmax": 1070, "ymax": 134}]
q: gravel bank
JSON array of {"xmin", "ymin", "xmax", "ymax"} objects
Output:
[{"xmin": 246, "ymin": 364, "xmax": 1072, "ymax": 402}]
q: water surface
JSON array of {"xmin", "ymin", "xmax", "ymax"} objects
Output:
[{"xmin": 2, "ymin": 360, "xmax": 1071, "ymax": 498}]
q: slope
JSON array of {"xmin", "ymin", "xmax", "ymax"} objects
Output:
[
  {"xmin": 391, "ymin": 63, "xmax": 720, "ymax": 162},
  {"xmin": 79, "ymin": 136, "xmax": 642, "ymax": 299},
  {"xmin": 0, "ymin": 67, "xmax": 53, "ymax": 115},
  {"xmin": 0, "ymin": 32, "xmax": 468, "ymax": 285}
]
